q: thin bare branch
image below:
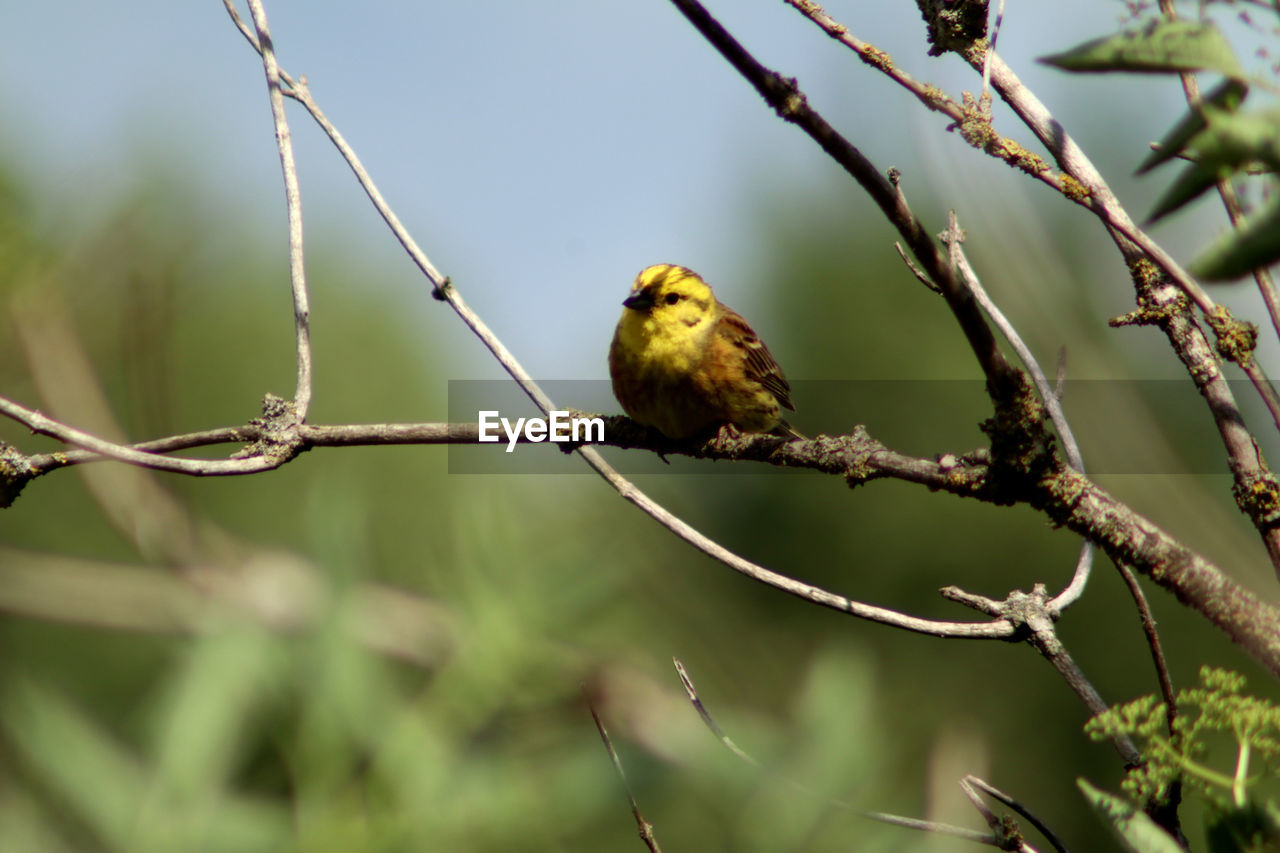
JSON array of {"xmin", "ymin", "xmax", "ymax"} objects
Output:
[
  {"xmin": 674, "ymin": 658, "xmax": 1012, "ymax": 848},
  {"xmin": 243, "ymin": 0, "xmax": 313, "ymax": 421},
  {"xmin": 894, "ymin": 241, "xmax": 941, "ymax": 292},
  {"xmin": 781, "ymin": 0, "xmax": 1072, "ymax": 199},
  {"xmin": 1156, "ymin": 0, "xmax": 1280, "ymax": 346},
  {"xmin": 1015, "ymin": 590, "xmax": 1142, "ymax": 766},
  {"xmin": 0, "ymin": 395, "xmax": 287, "ymax": 476},
  {"xmin": 937, "ymin": 211, "xmax": 1094, "ymax": 611},
  {"xmin": 587, "ymin": 696, "xmax": 665, "ymax": 853},
  {"xmin": 673, "ymin": 658, "xmax": 759, "ymax": 768},
  {"xmin": 964, "ymin": 776, "xmax": 1068, "ymax": 853},
  {"xmin": 668, "ymin": 0, "xmax": 1025, "ymax": 408},
  {"xmin": 942, "ymin": 583, "xmax": 1142, "ymax": 765},
  {"xmin": 1116, "ymin": 565, "xmax": 1178, "ymax": 734}
]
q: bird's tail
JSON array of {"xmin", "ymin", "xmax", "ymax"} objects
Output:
[{"xmin": 773, "ymin": 420, "xmax": 806, "ymax": 441}]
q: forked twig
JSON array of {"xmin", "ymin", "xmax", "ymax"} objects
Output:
[
  {"xmin": 937, "ymin": 211, "xmax": 1094, "ymax": 612},
  {"xmin": 963, "ymin": 775, "xmax": 1069, "ymax": 853}
]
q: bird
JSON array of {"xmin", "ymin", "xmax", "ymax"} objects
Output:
[{"xmin": 609, "ymin": 263, "xmax": 803, "ymax": 441}]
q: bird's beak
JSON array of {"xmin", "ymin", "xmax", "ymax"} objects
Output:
[{"xmin": 622, "ymin": 289, "xmax": 655, "ymax": 311}]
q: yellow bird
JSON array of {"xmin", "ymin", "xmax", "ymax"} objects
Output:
[{"xmin": 609, "ymin": 264, "xmax": 803, "ymax": 440}]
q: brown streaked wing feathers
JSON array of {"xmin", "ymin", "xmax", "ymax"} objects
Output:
[{"xmin": 719, "ymin": 308, "xmax": 795, "ymax": 411}]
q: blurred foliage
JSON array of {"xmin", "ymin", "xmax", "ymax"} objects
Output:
[
  {"xmin": 2, "ymin": 46, "xmax": 1280, "ymax": 852},
  {"xmin": 1086, "ymin": 666, "xmax": 1280, "ymax": 812}
]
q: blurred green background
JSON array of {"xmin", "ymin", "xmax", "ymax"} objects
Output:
[{"xmin": 2, "ymin": 2, "xmax": 1280, "ymax": 851}]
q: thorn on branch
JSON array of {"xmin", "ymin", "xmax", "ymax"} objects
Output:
[{"xmin": 431, "ymin": 276, "xmax": 453, "ymax": 302}]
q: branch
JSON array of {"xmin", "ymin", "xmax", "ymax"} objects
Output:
[
  {"xmin": 675, "ymin": 658, "xmax": 1050, "ymax": 850},
  {"xmin": 781, "ymin": 0, "xmax": 1073, "ymax": 202},
  {"xmin": 787, "ymin": 3, "xmax": 1280, "ymax": 504},
  {"xmin": 962, "ymin": 775, "xmax": 1067, "ymax": 853},
  {"xmin": 243, "ymin": 0, "xmax": 313, "ymax": 421},
  {"xmin": 586, "ymin": 696, "xmax": 665, "ymax": 853},
  {"xmin": 938, "ymin": 211, "xmax": 1094, "ymax": 612},
  {"xmin": 197, "ymin": 1, "xmax": 1280, "ymax": 672},
  {"xmin": 12, "ymin": 401, "xmax": 1279, "ymax": 676},
  {"xmin": 0, "ymin": 394, "xmax": 295, "ymax": 477},
  {"xmin": 1154, "ymin": 0, "xmax": 1280, "ymax": 431},
  {"xmin": 217, "ymin": 1, "xmax": 1023, "ymax": 643},
  {"xmin": 666, "ymin": 0, "xmax": 1026, "ymax": 413}
]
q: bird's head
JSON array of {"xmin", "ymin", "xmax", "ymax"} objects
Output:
[{"xmin": 620, "ymin": 264, "xmax": 716, "ymax": 338}]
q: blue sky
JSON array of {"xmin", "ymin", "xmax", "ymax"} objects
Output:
[{"xmin": 2, "ymin": 1, "xmax": 1258, "ymax": 385}]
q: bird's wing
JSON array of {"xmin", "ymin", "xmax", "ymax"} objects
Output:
[{"xmin": 720, "ymin": 308, "xmax": 795, "ymax": 411}]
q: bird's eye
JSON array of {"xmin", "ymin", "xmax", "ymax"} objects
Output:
[{"xmin": 664, "ymin": 292, "xmax": 680, "ymax": 305}]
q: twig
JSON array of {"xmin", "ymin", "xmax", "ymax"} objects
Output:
[
  {"xmin": 1115, "ymin": 564, "xmax": 1178, "ymax": 736},
  {"xmin": 1149, "ymin": 0, "xmax": 1280, "ymax": 436},
  {"xmin": 982, "ymin": 0, "xmax": 1006, "ymax": 97},
  {"xmin": 586, "ymin": 696, "xmax": 664, "ymax": 853},
  {"xmin": 781, "ymin": 0, "xmax": 1073, "ymax": 198},
  {"xmin": 673, "ymin": 658, "xmax": 760, "ymax": 768},
  {"xmin": 893, "ymin": 242, "xmax": 940, "ymax": 293},
  {"xmin": 937, "ymin": 211, "xmax": 1094, "ymax": 611},
  {"xmin": 674, "ymin": 658, "xmax": 1027, "ymax": 849},
  {"xmin": 961, "ymin": 47, "xmax": 1280, "ymax": 573},
  {"xmin": 964, "ymin": 776, "xmax": 1068, "ymax": 853},
  {"xmin": 243, "ymin": 0, "xmax": 313, "ymax": 421},
  {"xmin": 667, "ymin": 0, "xmax": 1026, "ymax": 408},
  {"xmin": 1113, "ymin": 563, "xmax": 1183, "ymax": 853},
  {"xmin": 941, "ymin": 584, "xmax": 1142, "ymax": 765},
  {"xmin": 0, "ymin": 395, "xmax": 287, "ymax": 476},
  {"xmin": 1113, "ymin": 274, "xmax": 1280, "ymax": 573},
  {"xmin": 1156, "ymin": 0, "xmax": 1280, "ymax": 346},
  {"xmin": 860, "ymin": 811, "xmax": 994, "ymax": 846}
]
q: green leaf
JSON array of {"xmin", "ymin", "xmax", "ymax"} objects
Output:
[
  {"xmin": 149, "ymin": 626, "xmax": 283, "ymax": 802},
  {"xmin": 1190, "ymin": 190, "xmax": 1280, "ymax": 280},
  {"xmin": 1147, "ymin": 159, "xmax": 1224, "ymax": 223},
  {"xmin": 1138, "ymin": 79, "xmax": 1249, "ymax": 174},
  {"xmin": 1188, "ymin": 108, "xmax": 1280, "ymax": 173},
  {"xmin": 0, "ymin": 680, "xmax": 147, "ymax": 850},
  {"xmin": 1144, "ymin": 107, "xmax": 1280, "ymax": 222},
  {"xmin": 1078, "ymin": 779, "xmax": 1185, "ymax": 853},
  {"xmin": 1041, "ymin": 20, "xmax": 1243, "ymax": 78}
]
